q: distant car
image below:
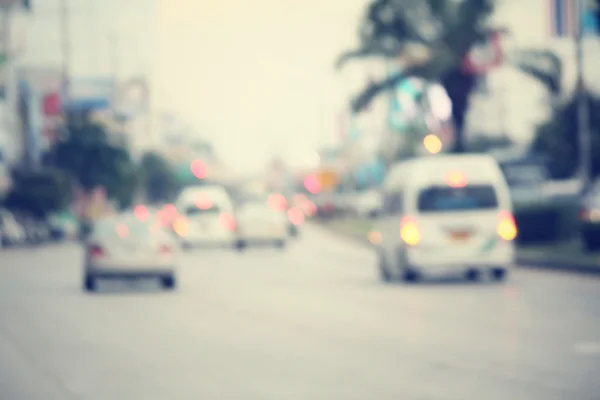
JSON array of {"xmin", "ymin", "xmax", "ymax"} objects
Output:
[
  {"xmin": 234, "ymin": 201, "xmax": 288, "ymax": 250},
  {"xmin": 373, "ymin": 155, "xmax": 516, "ymax": 283},
  {"xmin": 83, "ymin": 213, "xmax": 179, "ymax": 292},
  {"xmin": 579, "ymin": 181, "xmax": 600, "ymax": 251},
  {"xmin": 352, "ymin": 190, "xmax": 383, "ymax": 219},
  {"xmin": 0, "ymin": 209, "xmax": 26, "ymax": 247},
  {"xmin": 173, "ymin": 185, "xmax": 237, "ymax": 248}
]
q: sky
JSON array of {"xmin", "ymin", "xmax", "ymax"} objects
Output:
[
  {"xmin": 20, "ymin": 0, "xmax": 369, "ymax": 174},
  {"xmin": 18, "ymin": 0, "xmax": 600, "ymax": 174}
]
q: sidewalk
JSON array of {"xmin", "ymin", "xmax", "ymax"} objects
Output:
[{"xmin": 318, "ymin": 218, "xmax": 600, "ymax": 275}]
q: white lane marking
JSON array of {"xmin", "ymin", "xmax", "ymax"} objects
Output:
[{"xmin": 574, "ymin": 342, "xmax": 600, "ymax": 355}]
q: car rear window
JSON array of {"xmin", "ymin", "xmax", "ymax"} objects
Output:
[
  {"xmin": 417, "ymin": 185, "xmax": 498, "ymax": 212},
  {"xmin": 93, "ymin": 217, "xmax": 157, "ymax": 238},
  {"xmin": 184, "ymin": 206, "xmax": 221, "ymax": 216}
]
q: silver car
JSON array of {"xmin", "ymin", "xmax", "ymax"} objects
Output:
[{"xmin": 83, "ymin": 213, "xmax": 179, "ymax": 292}]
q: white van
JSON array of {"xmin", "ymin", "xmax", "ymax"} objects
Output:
[
  {"xmin": 174, "ymin": 185, "xmax": 237, "ymax": 248},
  {"xmin": 373, "ymin": 154, "xmax": 516, "ymax": 283}
]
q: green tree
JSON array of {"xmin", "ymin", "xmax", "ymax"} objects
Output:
[
  {"xmin": 533, "ymin": 93, "xmax": 600, "ymax": 180},
  {"xmin": 48, "ymin": 121, "xmax": 137, "ymax": 208},
  {"xmin": 138, "ymin": 152, "xmax": 178, "ymax": 204},
  {"xmin": 4, "ymin": 169, "xmax": 71, "ymax": 218},
  {"xmin": 337, "ymin": 0, "xmax": 561, "ymax": 152}
]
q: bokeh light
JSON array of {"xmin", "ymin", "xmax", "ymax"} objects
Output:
[
  {"xmin": 134, "ymin": 205, "xmax": 149, "ymax": 221},
  {"xmin": 423, "ymin": 134, "xmax": 442, "ymax": 154},
  {"xmin": 268, "ymin": 194, "xmax": 288, "ymax": 211},
  {"xmin": 287, "ymin": 206, "xmax": 305, "ymax": 225},
  {"xmin": 303, "ymin": 174, "xmax": 321, "ymax": 194},
  {"xmin": 191, "ymin": 160, "xmax": 206, "ymax": 179}
]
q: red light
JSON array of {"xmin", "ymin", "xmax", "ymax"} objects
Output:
[
  {"xmin": 191, "ymin": 160, "xmax": 206, "ymax": 179},
  {"xmin": 304, "ymin": 174, "xmax": 321, "ymax": 194},
  {"xmin": 163, "ymin": 204, "xmax": 177, "ymax": 216},
  {"xmin": 268, "ymin": 194, "xmax": 288, "ymax": 211},
  {"xmin": 195, "ymin": 193, "xmax": 213, "ymax": 210},
  {"xmin": 116, "ymin": 223, "xmax": 129, "ymax": 238},
  {"xmin": 159, "ymin": 244, "xmax": 172, "ymax": 254},
  {"xmin": 134, "ymin": 205, "xmax": 149, "ymax": 221},
  {"xmin": 287, "ymin": 207, "xmax": 305, "ymax": 225},
  {"xmin": 219, "ymin": 213, "xmax": 236, "ymax": 231},
  {"xmin": 88, "ymin": 245, "xmax": 104, "ymax": 259},
  {"xmin": 444, "ymin": 170, "xmax": 468, "ymax": 188}
]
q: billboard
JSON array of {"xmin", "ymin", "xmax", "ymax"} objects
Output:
[
  {"xmin": 19, "ymin": 68, "xmax": 64, "ymax": 160},
  {"xmin": 66, "ymin": 77, "xmax": 115, "ymax": 111}
]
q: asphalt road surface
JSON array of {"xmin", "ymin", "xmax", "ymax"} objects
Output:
[{"xmin": 0, "ymin": 225, "xmax": 599, "ymax": 400}]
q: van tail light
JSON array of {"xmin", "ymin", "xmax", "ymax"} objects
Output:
[
  {"xmin": 400, "ymin": 216, "xmax": 421, "ymax": 246},
  {"xmin": 497, "ymin": 211, "xmax": 517, "ymax": 241},
  {"xmin": 88, "ymin": 245, "xmax": 105, "ymax": 259},
  {"xmin": 159, "ymin": 244, "xmax": 172, "ymax": 254},
  {"xmin": 219, "ymin": 213, "xmax": 236, "ymax": 232}
]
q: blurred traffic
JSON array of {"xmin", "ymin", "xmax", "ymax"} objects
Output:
[{"xmin": 1, "ymin": 0, "xmax": 600, "ymax": 399}]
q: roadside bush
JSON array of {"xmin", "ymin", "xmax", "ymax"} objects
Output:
[
  {"xmin": 138, "ymin": 152, "xmax": 177, "ymax": 204},
  {"xmin": 3, "ymin": 168, "xmax": 71, "ymax": 219}
]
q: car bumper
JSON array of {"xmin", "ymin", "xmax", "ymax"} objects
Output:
[
  {"xmin": 179, "ymin": 230, "xmax": 235, "ymax": 246},
  {"xmin": 402, "ymin": 242, "xmax": 515, "ymax": 276},
  {"xmin": 87, "ymin": 258, "xmax": 176, "ymax": 277}
]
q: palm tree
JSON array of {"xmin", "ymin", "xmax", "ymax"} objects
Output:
[{"xmin": 337, "ymin": 0, "xmax": 562, "ymax": 153}]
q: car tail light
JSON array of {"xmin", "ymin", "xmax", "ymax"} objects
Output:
[
  {"xmin": 88, "ymin": 245, "xmax": 105, "ymax": 259},
  {"xmin": 497, "ymin": 211, "xmax": 517, "ymax": 241},
  {"xmin": 400, "ymin": 216, "xmax": 421, "ymax": 246},
  {"xmin": 159, "ymin": 244, "xmax": 172, "ymax": 254},
  {"xmin": 287, "ymin": 207, "xmax": 304, "ymax": 225},
  {"xmin": 220, "ymin": 213, "xmax": 236, "ymax": 231}
]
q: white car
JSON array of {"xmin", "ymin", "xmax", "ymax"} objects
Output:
[
  {"xmin": 173, "ymin": 185, "xmax": 237, "ymax": 248},
  {"xmin": 373, "ymin": 154, "xmax": 516, "ymax": 283},
  {"xmin": 235, "ymin": 201, "xmax": 288, "ymax": 249},
  {"xmin": 83, "ymin": 213, "xmax": 179, "ymax": 292},
  {"xmin": 352, "ymin": 190, "xmax": 383, "ymax": 219}
]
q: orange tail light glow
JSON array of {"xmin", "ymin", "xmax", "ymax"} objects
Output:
[
  {"xmin": 400, "ymin": 216, "xmax": 421, "ymax": 246},
  {"xmin": 497, "ymin": 211, "xmax": 517, "ymax": 241}
]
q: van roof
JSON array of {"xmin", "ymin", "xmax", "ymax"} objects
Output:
[{"xmin": 384, "ymin": 154, "xmax": 505, "ymax": 191}]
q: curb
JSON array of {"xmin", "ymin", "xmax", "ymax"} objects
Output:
[{"xmin": 315, "ymin": 222, "xmax": 600, "ymax": 275}]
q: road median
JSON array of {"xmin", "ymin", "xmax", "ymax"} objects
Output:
[{"xmin": 316, "ymin": 218, "xmax": 600, "ymax": 275}]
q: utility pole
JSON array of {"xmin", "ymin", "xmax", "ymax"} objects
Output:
[
  {"xmin": 576, "ymin": 0, "xmax": 591, "ymax": 191},
  {"xmin": 59, "ymin": 0, "xmax": 70, "ymax": 125},
  {"xmin": 1, "ymin": 0, "xmax": 21, "ymax": 166},
  {"xmin": 1, "ymin": 2, "xmax": 12, "ymax": 133}
]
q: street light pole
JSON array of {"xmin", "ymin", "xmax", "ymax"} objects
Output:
[
  {"xmin": 59, "ymin": 0, "xmax": 70, "ymax": 125},
  {"xmin": 576, "ymin": 0, "xmax": 591, "ymax": 191}
]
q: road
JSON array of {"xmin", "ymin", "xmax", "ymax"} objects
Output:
[{"xmin": 0, "ymin": 224, "xmax": 599, "ymax": 400}]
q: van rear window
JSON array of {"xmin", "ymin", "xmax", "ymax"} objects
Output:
[{"xmin": 417, "ymin": 185, "xmax": 498, "ymax": 212}]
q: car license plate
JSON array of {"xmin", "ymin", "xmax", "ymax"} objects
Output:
[{"xmin": 449, "ymin": 231, "xmax": 472, "ymax": 242}]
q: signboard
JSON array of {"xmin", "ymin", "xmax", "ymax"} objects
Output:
[{"xmin": 67, "ymin": 77, "xmax": 115, "ymax": 111}]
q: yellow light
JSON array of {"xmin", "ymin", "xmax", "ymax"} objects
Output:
[
  {"xmin": 173, "ymin": 217, "xmax": 189, "ymax": 237},
  {"xmin": 400, "ymin": 217, "xmax": 421, "ymax": 246},
  {"xmin": 497, "ymin": 212, "xmax": 517, "ymax": 241},
  {"xmin": 423, "ymin": 134, "xmax": 442, "ymax": 154}
]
